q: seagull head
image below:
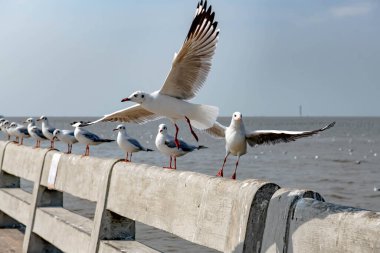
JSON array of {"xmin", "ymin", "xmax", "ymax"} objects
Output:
[
  {"xmin": 113, "ymin": 124, "xmax": 126, "ymax": 132},
  {"xmin": 9, "ymin": 122, "xmax": 17, "ymax": 128},
  {"xmin": 158, "ymin": 124, "xmax": 168, "ymax": 134},
  {"xmin": 70, "ymin": 121, "xmax": 86, "ymax": 128},
  {"xmin": 2, "ymin": 120, "xmax": 9, "ymax": 127},
  {"xmin": 24, "ymin": 118, "xmax": 35, "ymax": 124},
  {"xmin": 53, "ymin": 129, "xmax": 60, "ymax": 140},
  {"xmin": 37, "ymin": 116, "xmax": 48, "ymax": 122},
  {"xmin": 232, "ymin": 112, "xmax": 242, "ymax": 121},
  {"xmin": 121, "ymin": 91, "xmax": 147, "ymax": 104}
]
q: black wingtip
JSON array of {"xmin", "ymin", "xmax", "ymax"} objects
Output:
[
  {"xmin": 197, "ymin": 145, "xmax": 208, "ymax": 150},
  {"xmin": 323, "ymin": 121, "xmax": 336, "ymax": 131},
  {"xmin": 146, "ymin": 148, "xmax": 154, "ymax": 152}
]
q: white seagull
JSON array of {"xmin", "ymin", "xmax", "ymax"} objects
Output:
[
  {"xmin": 37, "ymin": 116, "xmax": 57, "ymax": 149},
  {"xmin": 24, "ymin": 118, "xmax": 48, "ymax": 148},
  {"xmin": 9, "ymin": 122, "xmax": 30, "ymax": 145},
  {"xmin": 1, "ymin": 120, "xmax": 10, "ymax": 140},
  {"xmin": 89, "ymin": 1, "xmax": 219, "ymax": 149},
  {"xmin": 71, "ymin": 121, "xmax": 114, "ymax": 156},
  {"xmin": 206, "ymin": 112, "xmax": 336, "ymax": 179},
  {"xmin": 53, "ymin": 129, "xmax": 78, "ymax": 154},
  {"xmin": 113, "ymin": 124, "xmax": 153, "ymax": 162},
  {"xmin": 155, "ymin": 123, "xmax": 207, "ymax": 170}
]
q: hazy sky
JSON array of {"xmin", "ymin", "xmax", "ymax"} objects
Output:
[{"xmin": 0, "ymin": 0, "xmax": 379, "ymax": 117}]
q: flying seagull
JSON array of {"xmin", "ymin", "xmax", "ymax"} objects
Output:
[
  {"xmin": 155, "ymin": 123, "xmax": 207, "ymax": 170},
  {"xmin": 206, "ymin": 112, "xmax": 336, "ymax": 179},
  {"xmin": 113, "ymin": 124, "xmax": 153, "ymax": 162},
  {"xmin": 89, "ymin": 1, "xmax": 219, "ymax": 149}
]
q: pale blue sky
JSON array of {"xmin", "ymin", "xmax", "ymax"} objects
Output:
[{"xmin": 0, "ymin": 0, "xmax": 379, "ymax": 117}]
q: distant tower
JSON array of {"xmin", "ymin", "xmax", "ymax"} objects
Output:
[{"xmin": 299, "ymin": 105, "xmax": 302, "ymax": 117}]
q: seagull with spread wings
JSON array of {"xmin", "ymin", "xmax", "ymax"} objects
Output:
[
  {"xmin": 206, "ymin": 112, "xmax": 335, "ymax": 179},
  {"xmin": 89, "ymin": 1, "xmax": 219, "ymax": 149}
]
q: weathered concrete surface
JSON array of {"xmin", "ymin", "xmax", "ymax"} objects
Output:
[
  {"xmin": 32, "ymin": 207, "xmax": 93, "ymax": 253},
  {"xmin": 40, "ymin": 151, "xmax": 118, "ymax": 202},
  {"xmin": 260, "ymin": 188, "xmax": 323, "ymax": 253},
  {"xmin": 0, "ymin": 141, "xmax": 11, "ymax": 169},
  {"xmin": 0, "ymin": 189, "xmax": 31, "ymax": 225},
  {"xmin": 98, "ymin": 240, "xmax": 161, "ymax": 253},
  {"xmin": 288, "ymin": 198, "xmax": 380, "ymax": 253},
  {"xmin": 0, "ymin": 228, "xmax": 24, "ymax": 253},
  {"xmin": 1, "ymin": 143, "xmax": 49, "ymax": 182},
  {"xmin": 106, "ymin": 162, "xmax": 278, "ymax": 253}
]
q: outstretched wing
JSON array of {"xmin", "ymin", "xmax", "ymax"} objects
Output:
[
  {"xmin": 204, "ymin": 121, "xmax": 226, "ymax": 139},
  {"xmin": 89, "ymin": 104, "xmax": 163, "ymax": 125},
  {"xmin": 246, "ymin": 122, "xmax": 335, "ymax": 147},
  {"xmin": 159, "ymin": 0, "xmax": 219, "ymax": 100}
]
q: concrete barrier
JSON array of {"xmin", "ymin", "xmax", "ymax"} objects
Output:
[{"xmin": 0, "ymin": 140, "xmax": 379, "ymax": 253}]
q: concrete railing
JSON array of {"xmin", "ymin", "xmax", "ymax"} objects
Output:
[{"xmin": 0, "ymin": 140, "xmax": 379, "ymax": 253}]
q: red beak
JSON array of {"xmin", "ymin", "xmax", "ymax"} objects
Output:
[{"xmin": 121, "ymin": 97, "xmax": 130, "ymax": 102}]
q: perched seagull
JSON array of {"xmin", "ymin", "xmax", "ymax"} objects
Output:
[
  {"xmin": 88, "ymin": 1, "xmax": 219, "ymax": 149},
  {"xmin": 71, "ymin": 121, "xmax": 114, "ymax": 156},
  {"xmin": 24, "ymin": 118, "xmax": 47, "ymax": 148},
  {"xmin": 155, "ymin": 124, "xmax": 207, "ymax": 170},
  {"xmin": 206, "ymin": 112, "xmax": 336, "ymax": 179},
  {"xmin": 7, "ymin": 122, "xmax": 20, "ymax": 143},
  {"xmin": 10, "ymin": 122, "xmax": 30, "ymax": 145},
  {"xmin": 1, "ymin": 120, "xmax": 10, "ymax": 140},
  {"xmin": 37, "ymin": 116, "xmax": 57, "ymax": 149},
  {"xmin": 113, "ymin": 124, "xmax": 153, "ymax": 162},
  {"xmin": 53, "ymin": 129, "xmax": 78, "ymax": 154}
]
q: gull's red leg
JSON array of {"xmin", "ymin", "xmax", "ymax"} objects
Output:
[
  {"xmin": 173, "ymin": 157, "xmax": 177, "ymax": 170},
  {"xmin": 185, "ymin": 116, "xmax": 198, "ymax": 142},
  {"xmin": 164, "ymin": 157, "xmax": 172, "ymax": 169},
  {"xmin": 231, "ymin": 156, "xmax": 240, "ymax": 180},
  {"xmin": 217, "ymin": 153, "xmax": 229, "ymax": 177},
  {"xmin": 67, "ymin": 144, "xmax": 70, "ymax": 154},
  {"xmin": 174, "ymin": 123, "xmax": 180, "ymax": 149},
  {"xmin": 130, "ymin": 153, "xmax": 133, "ymax": 162},
  {"xmin": 125, "ymin": 152, "xmax": 130, "ymax": 162}
]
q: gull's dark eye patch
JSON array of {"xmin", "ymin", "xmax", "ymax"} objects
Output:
[
  {"xmin": 142, "ymin": 94, "xmax": 145, "ymax": 98},
  {"xmin": 134, "ymin": 94, "xmax": 137, "ymax": 97}
]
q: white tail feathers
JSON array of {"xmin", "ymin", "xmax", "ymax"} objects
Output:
[{"xmin": 188, "ymin": 104, "xmax": 219, "ymax": 130}]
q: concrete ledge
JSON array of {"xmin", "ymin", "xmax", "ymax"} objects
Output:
[
  {"xmin": 0, "ymin": 188, "xmax": 31, "ymax": 225},
  {"xmin": 2, "ymin": 143, "xmax": 49, "ymax": 182},
  {"xmin": 260, "ymin": 188, "xmax": 323, "ymax": 253},
  {"xmin": 98, "ymin": 241, "xmax": 161, "ymax": 253},
  {"xmin": 33, "ymin": 207, "xmax": 93, "ymax": 253},
  {"xmin": 288, "ymin": 198, "xmax": 380, "ymax": 253},
  {"xmin": 40, "ymin": 152, "xmax": 119, "ymax": 202},
  {"xmin": 106, "ymin": 162, "xmax": 279, "ymax": 253}
]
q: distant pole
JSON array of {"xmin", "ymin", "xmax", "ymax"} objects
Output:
[{"xmin": 299, "ymin": 105, "xmax": 302, "ymax": 117}]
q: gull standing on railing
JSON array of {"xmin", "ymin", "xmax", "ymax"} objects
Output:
[
  {"xmin": 37, "ymin": 116, "xmax": 57, "ymax": 149},
  {"xmin": 71, "ymin": 121, "xmax": 114, "ymax": 156},
  {"xmin": 24, "ymin": 118, "xmax": 47, "ymax": 148},
  {"xmin": 53, "ymin": 129, "xmax": 78, "ymax": 154},
  {"xmin": 113, "ymin": 124, "xmax": 153, "ymax": 162},
  {"xmin": 10, "ymin": 122, "xmax": 30, "ymax": 145},
  {"xmin": 206, "ymin": 112, "xmax": 336, "ymax": 179},
  {"xmin": 1, "ymin": 120, "xmax": 11, "ymax": 140},
  {"xmin": 155, "ymin": 124, "xmax": 207, "ymax": 170},
  {"xmin": 88, "ymin": 1, "xmax": 219, "ymax": 149}
]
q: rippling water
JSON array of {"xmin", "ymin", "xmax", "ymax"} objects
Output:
[{"xmin": 3, "ymin": 116, "xmax": 380, "ymax": 252}]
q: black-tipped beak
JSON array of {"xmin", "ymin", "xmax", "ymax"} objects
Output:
[
  {"xmin": 36, "ymin": 119, "xmax": 41, "ymax": 121},
  {"xmin": 121, "ymin": 97, "xmax": 130, "ymax": 102},
  {"xmin": 113, "ymin": 128, "xmax": 118, "ymax": 131}
]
